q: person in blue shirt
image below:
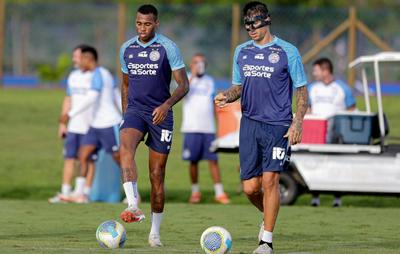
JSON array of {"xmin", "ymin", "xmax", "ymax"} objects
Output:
[
  {"xmin": 215, "ymin": 2, "xmax": 308, "ymax": 253},
  {"xmin": 118, "ymin": 4, "xmax": 189, "ymax": 248}
]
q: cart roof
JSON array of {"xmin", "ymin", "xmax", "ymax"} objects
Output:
[{"xmin": 349, "ymin": 52, "xmax": 400, "ymax": 68}]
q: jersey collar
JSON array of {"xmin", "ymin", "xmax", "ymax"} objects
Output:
[
  {"xmin": 252, "ymin": 36, "xmax": 278, "ymax": 49},
  {"xmin": 135, "ymin": 33, "xmax": 159, "ymax": 48}
]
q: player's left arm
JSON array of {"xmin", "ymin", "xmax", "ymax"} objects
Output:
[
  {"xmin": 152, "ymin": 67, "xmax": 189, "ymax": 125},
  {"xmin": 286, "ymin": 86, "xmax": 308, "ymax": 145},
  {"xmin": 284, "ymin": 46, "xmax": 308, "ymax": 145}
]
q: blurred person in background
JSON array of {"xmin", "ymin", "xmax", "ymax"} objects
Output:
[
  {"xmin": 308, "ymin": 57, "xmax": 356, "ymax": 207},
  {"xmin": 59, "ymin": 46, "xmax": 122, "ymax": 203},
  {"xmin": 181, "ymin": 53, "xmax": 230, "ymax": 205},
  {"xmin": 118, "ymin": 4, "xmax": 189, "ymax": 247},
  {"xmin": 49, "ymin": 44, "xmax": 97, "ymax": 203}
]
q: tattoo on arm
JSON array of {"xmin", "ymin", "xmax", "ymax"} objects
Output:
[
  {"xmin": 121, "ymin": 74, "xmax": 129, "ymax": 114},
  {"xmin": 223, "ymin": 85, "xmax": 242, "ymax": 103},
  {"xmin": 294, "ymin": 86, "xmax": 308, "ymax": 124},
  {"xmin": 164, "ymin": 68, "xmax": 189, "ymax": 108}
]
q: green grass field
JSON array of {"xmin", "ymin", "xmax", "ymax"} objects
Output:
[
  {"xmin": 1, "ymin": 201, "xmax": 400, "ymax": 254},
  {"xmin": 1, "ymin": 88, "xmax": 400, "ymax": 253}
]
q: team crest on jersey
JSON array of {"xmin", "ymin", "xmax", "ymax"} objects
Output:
[
  {"xmin": 150, "ymin": 50, "xmax": 160, "ymax": 62},
  {"xmin": 268, "ymin": 53, "xmax": 280, "ymax": 63}
]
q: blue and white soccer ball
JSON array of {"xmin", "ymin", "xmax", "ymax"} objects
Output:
[
  {"xmin": 96, "ymin": 220, "xmax": 126, "ymax": 249},
  {"xmin": 200, "ymin": 226, "xmax": 232, "ymax": 254}
]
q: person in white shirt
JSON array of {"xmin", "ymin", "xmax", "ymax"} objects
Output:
[
  {"xmin": 181, "ymin": 53, "xmax": 230, "ymax": 204},
  {"xmin": 308, "ymin": 58, "xmax": 356, "ymax": 118},
  {"xmin": 59, "ymin": 46, "xmax": 122, "ymax": 203},
  {"xmin": 49, "ymin": 45, "xmax": 97, "ymax": 203},
  {"xmin": 308, "ymin": 57, "xmax": 356, "ymax": 207}
]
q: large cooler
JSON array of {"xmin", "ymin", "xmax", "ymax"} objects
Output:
[
  {"xmin": 301, "ymin": 115, "xmax": 328, "ymax": 144},
  {"xmin": 328, "ymin": 112, "xmax": 377, "ymax": 145}
]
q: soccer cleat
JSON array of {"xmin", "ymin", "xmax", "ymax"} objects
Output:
[
  {"xmin": 189, "ymin": 192, "xmax": 201, "ymax": 204},
  {"xmin": 258, "ymin": 221, "xmax": 264, "ymax": 242},
  {"xmin": 148, "ymin": 234, "xmax": 163, "ymax": 247},
  {"xmin": 120, "ymin": 206, "xmax": 145, "ymax": 223},
  {"xmin": 48, "ymin": 193, "xmax": 68, "ymax": 204},
  {"xmin": 215, "ymin": 193, "xmax": 230, "ymax": 204},
  {"xmin": 253, "ymin": 243, "xmax": 273, "ymax": 254}
]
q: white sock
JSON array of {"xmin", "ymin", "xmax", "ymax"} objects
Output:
[
  {"xmin": 61, "ymin": 184, "xmax": 71, "ymax": 196},
  {"xmin": 191, "ymin": 183, "xmax": 200, "ymax": 193},
  {"xmin": 83, "ymin": 186, "xmax": 91, "ymax": 196},
  {"xmin": 123, "ymin": 181, "xmax": 139, "ymax": 209},
  {"xmin": 74, "ymin": 177, "xmax": 86, "ymax": 195},
  {"xmin": 150, "ymin": 212, "xmax": 163, "ymax": 236},
  {"xmin": 214, "ymin": 183, "xmax": 224, "ymax": 197},
  {"xmin": 261, "ymin": 230, "xmax": 273, "ymax": 243}
]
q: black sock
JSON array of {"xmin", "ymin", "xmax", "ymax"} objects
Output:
[{"xmin": 259, "ymin": 240, "xmax": 273, "ymax": 249}]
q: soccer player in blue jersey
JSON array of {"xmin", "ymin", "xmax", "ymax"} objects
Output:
[
  {"xmin": 118, "ymin": 4, "xmax": 189, "ymax": 247},
  {"xmin": 215, "ymin": 2, "xmax": 308, "ymax": 253}
]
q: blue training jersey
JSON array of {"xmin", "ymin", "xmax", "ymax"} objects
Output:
[
  {"xmin": 120, "ymin": 33, "xmax": 185, "ymax": 112},
  {"xmin": 232, "ymin": 36, "xmax": 307, "ymax": 125}
]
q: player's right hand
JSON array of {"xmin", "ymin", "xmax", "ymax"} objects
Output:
[
  {"xmin": 58, "ymin": 124, "xmax": 67, "ymax": 139},
  {"xmin": 214, "ymin": 93, "xmax": 228, "ymax": 108}
]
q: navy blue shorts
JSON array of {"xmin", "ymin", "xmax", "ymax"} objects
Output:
[
  {"xmin": 120, "ymin": 109, "xmax": 173, "ymax": 154},
  {"xmin": 81, "ymin": 126, "xmax": 120, "ymax": 154},
  {"xmin": 64, "ymin": 132, "xmax": 84, "ymax": 159},
  {"xmin": 64, "ymin": 132, "xmax": 98, "ymax": 160},
  {"xmin": 182, "ymin": 133, "xmax": 218, "ymax": 162},
  {"xmin": 239, "ymin": 116, "xmax": 291, "ymax": 180}
]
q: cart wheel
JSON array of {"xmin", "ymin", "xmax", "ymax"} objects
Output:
[{"xmin": 279, "ymin": 172, "xmax": 299, "ymax": 205}]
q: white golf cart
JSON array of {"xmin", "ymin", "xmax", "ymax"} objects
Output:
[{"xmin": 212, "ymin": 52, "xmax": 400, "ymax": 205}]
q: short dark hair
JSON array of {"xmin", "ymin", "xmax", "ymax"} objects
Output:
[
  {"xmin": 313, "ymin": 58, "xmax": 333, "ymax": 74},
  {"xmin": 81, "ymin": 46, "xmax": 98, "ymax": 62},
  {"xmin": 73, "ymin": 44, "xmax": 90, "ymax": 52},
  {"xmin": 243, "ymin": 1, "xmax": 269, "ymax": 17},
  {"xmin": 137, "ymin": 4, "xmax": 158, "ymax": 20}
]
